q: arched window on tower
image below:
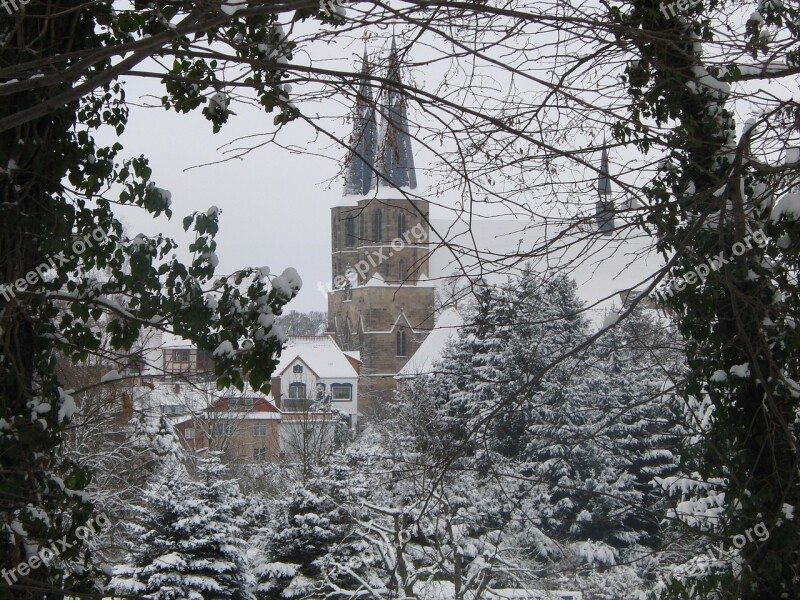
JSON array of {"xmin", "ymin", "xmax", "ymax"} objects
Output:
[
  {"xmin": 345, "ymin": 217, "xmax": 355, "ymax": 248},
  {"xmin": 397, "ymin": 210, "xmax": 406, "ymax": 238},
  {"xmin": 374, "ymin": 209, "xmax": 382, "ymax": 242},
  {"xmin": 398, "ymin": 259, "xmax": 406, "ymax": 282},
  {"xmin": 396, "ymin": 328, "xmax": 408, "ymax": 357}
]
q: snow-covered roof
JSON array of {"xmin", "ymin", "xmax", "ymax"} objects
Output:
[
  {"xmin": 343, "ymin": 350, "xmax": 361, "ymax": 362},
  {"xmin": 397, "ymin": 307, "xmax": 464, "ymax": 378},
  {"xmin": 160, "ymin": 331, "xmax": 194, "ymax": 348},
  {"xmin": 364, "ymin": 271, "xmax": 386, "ymax": 287},
  {"xmin": 275, "ymin": 335, "xmax": 359, "ymax": 379}
]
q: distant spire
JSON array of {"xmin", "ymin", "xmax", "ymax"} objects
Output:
[
  {"xmin": 598, "ymin": 142, "xmax": 612, "ymax": 196},
  {"xmin": 595, "ymin": 140, "xmax": 614, "ymax": 235},
  {"xmin": 343, "ymin": 49, "xmax": 377, "ymax": 196},
  {"xmin": 376, "ymin": 36, "xmax": 417, "ymax": 190}
]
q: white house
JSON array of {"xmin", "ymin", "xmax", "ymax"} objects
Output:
[{"xmin": 273, "ymin": 335, "xmax": 361, "ymax": 429}]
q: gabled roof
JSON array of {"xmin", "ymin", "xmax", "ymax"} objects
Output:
[
  {"xmin": 396, "ymin": 308, "xmax": 463, "ymax": 377},
  {"xmin": 275, "ymin": 335, "xmax": 359, "ymax": 379}
]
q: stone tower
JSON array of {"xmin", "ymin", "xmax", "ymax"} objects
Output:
[{"xmin": 328, "ymin": 40, "xmax": 435, "ymax": 412}]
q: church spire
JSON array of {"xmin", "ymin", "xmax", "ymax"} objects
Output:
[
  {"xmin": 376, "ymin": 36, "xmax": 417, "ymax": 190},
  {"xmin": 598, "ymin": 144, "xmax": 612, "ymax": 196},
  {"xmin": 343, "ymin": 49, "xmax": 377, "ymax": 196},
  {"xmin": 595, "ymin": 140, "xmax": 615, "ymax": 235}
]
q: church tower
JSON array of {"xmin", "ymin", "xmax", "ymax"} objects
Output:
[{"xmin": 329, "ymin": 40, "xmax": 435, "ymax": 412}]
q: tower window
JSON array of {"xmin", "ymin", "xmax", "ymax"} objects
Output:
[
  {"xmin": 396, "ymin": 329, "xmax": 408, "ymax": 357},
  {"xmin": 374, "ymin": 209, "xmax": 382, "ymax": 242},
  {"xmin": 398, "ymin": 259, "xmax": 406, "ymax": 282},
  {"xmin": 345, "ymin": 217, "xmax": 355, "ymax": 248},
  {"xmin": 344, "ymin": 282, "xmax": 352, "ymax": 301},
  {"xmin": 397, "ymin": 211, "xmax": 406, "ymax": 238}
]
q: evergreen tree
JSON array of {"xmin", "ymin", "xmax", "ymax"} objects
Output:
[
  {"xmin": 429, "ymin": 269, "xmax": 689, "ymax": 589},
  {"xmin": 112, "ymin": 454, "xmax": 253, "ymax": 599},
  {"xmin": 255, "ymin": 463, "xmax": 366, "ymax": 600}
]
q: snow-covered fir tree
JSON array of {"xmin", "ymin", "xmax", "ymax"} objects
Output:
[
  {"xmin": 111, "ymin": 453, "xmax": 254, "ymax": 599},
  {"xmin": 421, "ymin": 269, "xmax": 689, "ymax": 594},
  {"xmin": 254, "ymin": 460, "xmax": 369, "ymax": 599}
]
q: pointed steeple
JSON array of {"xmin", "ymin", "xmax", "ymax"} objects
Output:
[
  {"xmin": 376, "ymin": 37, "xmax": 417, "ymax": 190},
  {"xmin": 595, "ymin": 141, "xmax": 614, "ymax": 235},
  {"xmin": 343, "ymin": 49, "xmax": 377, "ymax": 196},
  {"xmin": 598, "ymin": 145, "xmax": 612, "ymax": 196}
]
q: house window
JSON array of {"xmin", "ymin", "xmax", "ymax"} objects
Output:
[
  {"xmin": 288, "ymin": 382, "xmax": 307, "ymax": 399},
  {"xmin": 215, "ymin": 422, "xmax": 234, "ymax": 436},
  {"xmin": 254, "ymin": 423, "xmax": 267, "ymax": 437},
  {"xmin": 184, "ymin": 427, "xmax": 195, "ymax": 440},
  {"xmin": 345, "ymin": 216, "xmax": 356, "ymax": 248},
  {"xmin": 173, "ymin": 349, "xmax": 190, "ymax": 362},
  {"xmin": 331, "ymin": 383, "xmax": 352, "ymax": 401},
  {"xmin": 162, "ymin": 404, "xmax": 183, "ymax": 416},
  {"xmin": 245, "ymin": 398, "xmax": 254, "ymax": 411},
  {"xmin": 254, "ymin": 448, "xmax": 267, "ymax": 461},
  {"xmin": 396, "ymin": 329, "xmax": 408, "ymax": 357},
  {"xmin": 374, "ymin": 209, "xmax": 382, "ymax": 242},
  {"xmin": 397, "ymin": 211, "xmax": 406, "ymax": 238},
  {"xmin": 398, "ymin": 259, "xmax": 406, "ymax": 282},
  {"xmin": 293, "ymin": 364, "xmax": 303, "ymax": 374}
]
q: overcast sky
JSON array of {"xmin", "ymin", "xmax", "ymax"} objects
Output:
[{"xmin": 98, "ymin": 39, "xmax": 472, "ymax": 315}]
